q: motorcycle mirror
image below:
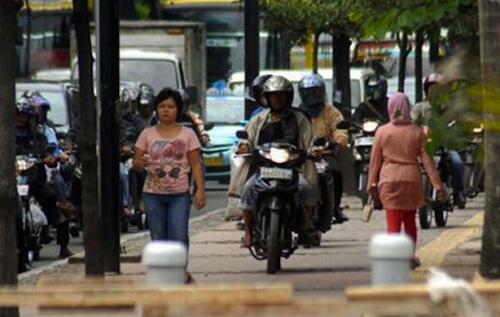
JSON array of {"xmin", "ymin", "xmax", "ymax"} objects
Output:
[
  {"xmin": 236, "ymin": 130, "xmax": 249, "ymax": 139},
  {"xmin": 205, "ymin": 122, "xmax": 215, "ymax": 131},
  {"xmin": 313, "ymin": 137, "xmax": 327, "ymax": 147},
  {"xmin": 336, "ymin": 120, "xmax": 351, "ymax": 130}
]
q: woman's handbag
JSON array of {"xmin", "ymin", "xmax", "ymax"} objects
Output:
[{"xmin": 360, "ymin": 197, "xmax": 374, "ymax": 223}]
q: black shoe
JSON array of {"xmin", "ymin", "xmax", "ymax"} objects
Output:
[
  {"xmin": 40, "ymin": 227, "xmax": 54, "ymax": 245},
  {"xmin": 453, "ymin": 193, "xmax": 466, "ymax": 209},
  {"xmin": 333, "ymin": 209, "xmax": 349, "ymax": 223}
]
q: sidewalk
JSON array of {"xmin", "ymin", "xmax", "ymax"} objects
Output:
[{"xmin": 17, "ymin": 195, "xmax": 487, "ymax": 316}]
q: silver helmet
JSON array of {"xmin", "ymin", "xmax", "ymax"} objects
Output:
[
  {"xmin": 298, "ymin": 73, "xmax": 325, "ymax": 107},
  {"xmin": 262, "ymin": 75, "xmax": 294, "ymax": 108}
]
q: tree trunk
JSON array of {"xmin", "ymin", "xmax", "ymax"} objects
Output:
[
  {"xmin": 147, "ymin": 0, "xmax": 161, "ymax": 19},
  {"xmin": 24, "ymin": 0, "xmax": 32, "ymax": 77},
  {"xmin": 0, "ymin": 2, "xmax": 22, "ymax": 317},
  {"xmin": 73, "ymin": 0, "xmax": 104, "ymax": 276},
  {"xmin": 397, "ymin": 32, "xmax": 410, "ymax": 92},
  {"xmin": 415, "ymin": 29, "xmax": 424, "ymax": 102},
  {"xmin": 479, "ymin": 0, "xmax": 500, "ymax": 279},
  {"xmin": 332, "ymin": 33, "xmax": 352, "ymax": 119},
  {"xmin": 312, "ymin": 31, "xmax": 320, "ymax": 74}
]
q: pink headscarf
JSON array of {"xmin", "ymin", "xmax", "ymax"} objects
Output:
[{"xmin": 387, "ymin": 92, "xmax": 412, "ymax": 124}]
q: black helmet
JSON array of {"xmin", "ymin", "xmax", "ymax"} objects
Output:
[
  {"xmin": 16, "ymin": 98, "xmax": 35, "ymax": 116},
  {"xmin": 365, "ymin": 76, "xmax": 387, "ymax": 100},
  {"xmin": 249, "ymin": 74, "xmax": 272, "ymax": 102},
  {"xmin": 298, "ymin": 73, "xmax": 326, "ymax": 107}
]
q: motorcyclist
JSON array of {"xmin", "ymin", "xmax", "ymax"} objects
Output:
[
  {"xmin": 248, "ymin": 74, "xmax": 272, "ymax": 118},
  {"xmin": 15, "ymin": 99, "xmax": 74, "ymax": 258},
  {"xmin": 231, "ymin": 75, "xmax": 319, "ymax": 248},
  {"xmin": 298, "ymin": 73, "xmax": 349, "ymax": 225},
  {"xmin": 352, "ymin": 75, "xmax": 389, "ymax": 124},
  {"xmin": 411, "ymin": 73, "xmax": 467, "ymax": 209}
]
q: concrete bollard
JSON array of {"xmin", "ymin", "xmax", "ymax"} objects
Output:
[
  {"xmin": 142, "ymin": 241, "xmax": 187, "ymax": 285},
  {"xmin": 370, "ymin": 233, "xmax": 414, "ymax": 286}
]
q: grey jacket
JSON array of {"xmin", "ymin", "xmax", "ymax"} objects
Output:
[{"xmin": 228, "ymin": 108, "xmax": 319, "ymax": 201}]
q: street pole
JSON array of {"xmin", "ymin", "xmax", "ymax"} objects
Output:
[
  {"xmin": 332, "ymin": 33, "xmax": 352, "ymax": 119},
  {"xmin": 96, "ymin": 0, "xmax": 121, "ymax": 273},
  {"xmin": 479, "ymin": 0, "xmax": 500, "ymax": 279},
  {"xmin": 73, "ymin": 0, "xmax": 104, "ymax": 276},
  {"xmin": 0, "ymin": 2, "xmax": 22, "ymax": 317},
  {"xmin": 244, "ymin": 0, "xmax": 259, "ymax": 120}
]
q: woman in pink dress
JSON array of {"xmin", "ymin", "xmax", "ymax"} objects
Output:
[{"xmin": 366, "ymin": 92, "xmax": 444, "ymax": 268}]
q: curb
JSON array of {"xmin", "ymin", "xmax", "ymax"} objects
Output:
[{"xmin": 19, "ymin": 207, "xmax": 226, "ymax": 282}]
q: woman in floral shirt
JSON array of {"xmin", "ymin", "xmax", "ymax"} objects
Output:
[{"xmin": 133, "ymin": 88, "xmax": 206, "ymax": 249}]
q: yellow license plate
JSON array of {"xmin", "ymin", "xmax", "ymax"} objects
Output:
[{"xmin": 204, "ymin": 156, "xmax": 223, "ymax": 167}]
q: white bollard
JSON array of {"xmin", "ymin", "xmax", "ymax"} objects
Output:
[
  {"xmin": 142, "ymin": 241, "xmax": 187, "ymax": 285},
  {"xmin": 370, "ymin": 233, "xmax": 414, "ymax": 286}
]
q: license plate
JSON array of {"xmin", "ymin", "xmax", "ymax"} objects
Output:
[
  {"xmin": 260, "ymin": 167, "xmax": 293, "ymax": 180},
  {"xmin": 204, "ymin": 156, "xmax": 223, "ymax": 167},
  {"xmin": 354, "ymin": 137, "xmax": 374, "ymax": 147},
  {"xmin": 17, "ymin": 185, "xmax": 29, "ymax": 196}
]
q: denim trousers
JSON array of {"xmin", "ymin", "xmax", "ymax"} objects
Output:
[
  {"xmin": 143, "ymin": 192, "xmax": 191, "ymax": 249},
  {"xmin": 449, "ymin": 150, "xmax": 465, "ymax": 194},
  {"xmin": 120, "ymin": 162, "xmax": 130, "ymax": 207}
]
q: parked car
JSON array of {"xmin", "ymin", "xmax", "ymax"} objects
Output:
[
  {"xmin": 15, "ymin": 80, "xmax": 73, "ymax": 134},
  {"xmin": 203, "ymin": 93, "xmax": 244, "ymax": 184}
]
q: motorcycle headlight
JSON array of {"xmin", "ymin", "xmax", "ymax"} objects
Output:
[
  {"xmin": 16, "ymin": 160, "xmax": 28, "ymax": 171},
  {"xmin": 362, "ymin": 121, "xmax": 379, "ymax": 133},
  {"xmin": 473, "ymin": 124, "xmax": 483, "ymax": 134},
  {"xmin": 269, "ymin": 148, "xmax": 290, "ymax": 164}
]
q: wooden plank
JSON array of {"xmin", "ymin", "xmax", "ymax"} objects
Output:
[
  {"xmin": 0, "ymin": 283, "xmax": 292, "ymax": 307},
  {"xmin": 346, "ymin": 281, "xmax": 500, "ymax": 300}
]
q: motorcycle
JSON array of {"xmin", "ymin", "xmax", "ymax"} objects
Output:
[
  {"xmin": 419, "ymin": 146, "xmax": 454, "ymax": 229},
  {"xmin": 16, "ymin": 155, "xmax": 47, "ymax": 264},
  {"xmin": 462, "ymin": 124, "xmax": 484, "ymax": 199},
  {"xmin": 236, "ymin": 130, "xmax": 322, "ymax": 274},
  {"xmin": 351, "ymin": 120, "xmax": 380, "ymax": 206}
]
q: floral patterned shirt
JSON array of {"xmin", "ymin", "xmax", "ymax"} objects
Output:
[{"xmin": 135, "ymin": 126, "xmax": 201, "ymax": 195}]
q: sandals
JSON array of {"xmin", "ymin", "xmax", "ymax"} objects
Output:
[
  {"xmin": 240, "ymin": 235, "xmax": 252, "ymax": 248},
  {"xmin": 411, "ymin": 257, "xmax": 421, "ymax": 270}
]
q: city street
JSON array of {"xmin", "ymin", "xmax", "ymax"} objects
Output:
[{"xmin": 187, "ymin": 194, "xmax": 484, "ymax": 295}]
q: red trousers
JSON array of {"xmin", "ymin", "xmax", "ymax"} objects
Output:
[{"xmin": 386, "ymin": 209, "xmax": 417, "ymax": 246}]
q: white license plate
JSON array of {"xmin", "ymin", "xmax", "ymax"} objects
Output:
[
  {"xmin": 260, "ymin": 167, "xmax": 293, "ymax": 180},
  {"xmin": 17, "ymin": 185, "xmax": 29, "ymax": 196},
  {"xmin": 354, "ymin": 137, "xmax": 374, "ymax": 147}
]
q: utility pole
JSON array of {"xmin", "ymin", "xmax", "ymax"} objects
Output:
[
  {"xmin": 73, "ymin": 0, "xmax": 104, "ymax": 276},
  {"xmin": 332, "ymin": 33, "xmax": 352, "ymax": 119},
  {"xmin": 479, "ymin": 0, "xmax": 500, "ymax": 278},
  {"xmin": 0, "ymin": 2, "xmax": 22, "ymax": 316},
  {"xmin": 96, "ymin": 0, "xmax": 121, "ymax": 273},
  {"xmin": 244, "ymin": 0, "xmax": 260, "ymax": 120}
]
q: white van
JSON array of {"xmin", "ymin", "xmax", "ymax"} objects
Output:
[{"xmin": 227, "ymin": 67, "xmax": 375, "ymax": 110}]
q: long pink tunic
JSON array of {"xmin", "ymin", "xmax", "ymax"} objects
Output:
[{"xmin": 367, "ymin": 123, "xmax": 442, "ymax": 210}]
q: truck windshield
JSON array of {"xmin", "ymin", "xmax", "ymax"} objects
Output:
[{"xmin": 120, "ymin": 59, "xmax": 178, "ymax": 93}]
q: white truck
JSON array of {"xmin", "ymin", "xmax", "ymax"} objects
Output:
[{"xmin": 70, "ymin": 20, "xmax": 207, "ymax": 116}]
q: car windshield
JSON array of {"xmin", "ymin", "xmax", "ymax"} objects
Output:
[
  {"xmin": 206, "ymin": 95, "xmax": 244, "ymax": 124},
  {"xmin": 120, "ymin": 59, "xmax": 178, "ymax": 93},
  {"xmin": 16, "ymin": 89, "xmax": 68, "ymax": 127},
  {"xmin": 73, "ymin": 59, "xmax": 178, "ymax": 94}
]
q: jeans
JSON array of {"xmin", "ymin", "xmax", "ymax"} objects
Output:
[
  {"xmin": 143, "ymin": 192, "xmax": 191, "ymax": 249},
  {"xmin": 120, "ymin": 162, "xmax": 130, "ymax": 207},
  {"xmin": 449, "ymin": 150, "xmax": 465, "ymax": 195}
]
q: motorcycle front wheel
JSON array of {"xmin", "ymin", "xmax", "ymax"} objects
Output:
[
  {"xmin": 434, "ymin": 205, "xmax": 449, "ymax": 227},
  {"xmin": 267, "ymin": 211, "xmax": 282, "ymax": 274},
  {"xmin": 419, "ymin": 206, "xmax": 432, "ymax": 229}
]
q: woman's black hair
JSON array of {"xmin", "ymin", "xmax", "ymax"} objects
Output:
[{"xmin": 153, "ymin": 87, "xmax": 184, "ymax": 121}]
